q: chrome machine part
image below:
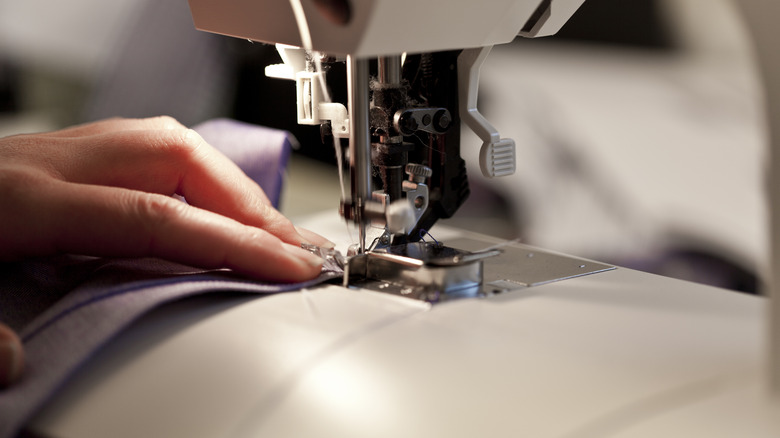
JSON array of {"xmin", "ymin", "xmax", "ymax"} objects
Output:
[
  {"xmin": 378, "ymin": 55, "xmax": 401, "ymax": 85},
  {"xmin": 343, "ymin": 236, "xmax": 615, "ymax": 303},
  {"xmin": 402, "ymin": 163, "xmax": 431, "ymax": 229},
  {"xmin": 370, "ymin": 55, "xmax": 410, "ymax": 214},
  {"xmin": 346, "ymin": 55, "xmax": 373, "ymax": 253},
  {"xmin": 344, "ymin": 241, "xmax": 499, "ymax": 302},
  {"xmin": 393, "ymin": 108, "xmax": 452, "ymax": 135},
  {"xmin": 405, "ymin": 162, "xmax": 432, "ymax": 183}
]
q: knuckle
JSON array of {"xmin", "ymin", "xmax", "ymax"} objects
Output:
[
  {"xmin": 0, "ymin": 167, "xmax": 48, "ymax": 197},
  {"xmin": 152, "ymin": 115, "xmax": 184, "ymax": 130},
  {"xmin": 161, "ymin": 128, "xmax": 205, "ymax": 162},
  {"xmin": 143, "ymin": 128, "xmax": 205, "ymax": 169},
  {"xmin": 133, "ymin": 194, "xmax": 188, "ymax": 236}
]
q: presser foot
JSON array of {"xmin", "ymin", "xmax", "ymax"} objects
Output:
[
  {"xmin": 342, "ymin": 241, "xmax": 501, "ymax": 303},
  {"xmin": 303, "ymin": 236, "xmax": 616, "ymax": 304}
]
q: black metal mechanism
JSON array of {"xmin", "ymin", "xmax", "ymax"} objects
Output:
[
  {"xmin": 369, "ymin": 56, "xmax": 410, "ymax": 204},
  {"xmin": 337, "ymin": 50, "xmax": 486, "ymax": 300},
  {"xmin": 335, "ymin": 50, "xmax": 617, "ymax": 303},
  {"xmin": 401, "ymin": 50, "xmax": 470, "ymax": 243},
  {"xmin": 366, "ymin": 50, "xmax": 470, "ymax": 245}
]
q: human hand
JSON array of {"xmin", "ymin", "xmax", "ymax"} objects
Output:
[
  {"xmin": 0, "ymin": 116, "xmax": 332, "ymax": 280},
  {"xmin": 0, "ymin": 116, "xmax": 335, "ymax": 386}
]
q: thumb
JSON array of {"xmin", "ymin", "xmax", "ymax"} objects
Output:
[{"xmin": 0, "ymin": 323, "xmax": 24, "ymax": 387}]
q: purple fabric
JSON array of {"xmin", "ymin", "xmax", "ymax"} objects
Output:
[
  {"xmin": 0, "ymin": 119, "xmax": 331, "ymax": 438},
  {"xmin": 0, "ymin": 260, "xmax": 341, "ymax": 438},
  {"xmin": 0, "ymin": 119, "xmax": 293, "ymax": 333},
  {"xmin": 195, "ymin": 118, "xmax": 295, "ymax": 209}
]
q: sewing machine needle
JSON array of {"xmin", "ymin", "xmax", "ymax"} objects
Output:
[{"xmin": 347, "ymin": 55, "xmax": 372, "ymax": 253}]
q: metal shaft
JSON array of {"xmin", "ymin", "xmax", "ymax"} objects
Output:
[
  {"xmin": 347, "ymin": 55, "xmax": 372, "ymax": 253},
  {"xmin": 378, "ymin": 55, "xmax": 402, "ymax": 85},
  {"xmin": 376, "ymin": 55, "xmax": 405, "ymax": 203}
]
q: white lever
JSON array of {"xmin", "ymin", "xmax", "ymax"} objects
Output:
[
  {"xmin": 265, "ymin": 44, "xmax": 349, "ymax": 137},
  {"xmin": 458, "ymin": 46, "xmax": 516, "ymax": 178}
]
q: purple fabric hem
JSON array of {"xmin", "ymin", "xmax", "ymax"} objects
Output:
[{"xmin": 1, "ymin": 269, "xmax": 342, "ymax": 438}]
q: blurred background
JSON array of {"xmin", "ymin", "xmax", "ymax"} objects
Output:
[{"xmin": 0, "ymin": 0, "xmax": 765, "ymax": 292}]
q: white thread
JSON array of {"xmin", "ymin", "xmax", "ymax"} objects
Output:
[{"xmin": 289, "ymin": 0, "xmax": 351, "ymax": 241}]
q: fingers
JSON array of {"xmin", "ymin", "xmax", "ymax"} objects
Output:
[
  {"xmin": 0, "ymin": 116, "xmax": 335, "ymax": 279},
  {"xmin": 36, "ymin": 123, "xmax": 319, "ymax": 247},
  {"xmin": 39, "ymin": 116, "xmax": 184, "ymax": 138},
  {"xmin": 0, "ymin": 323, "xmax": 24, "ymax": 388},
  {"xmin": 296, "ymin": 226, "xmax": 336, "ymax": 249},
  {"xmin": 5, "ymin": 177, "xmax": 324, "ymax": 282}
]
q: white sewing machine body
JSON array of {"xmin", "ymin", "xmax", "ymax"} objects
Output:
[
  {"xmin": 27, "ymin": 215, "xmax": 776, "ymax": 437},
  {"xmin": 23, "ymin": 0, "xmax": 780, "ymax": 435},
  {"xmin": 187, "ymin": 0, "xmax": 584, "ymax": 56},
  {"xmin": 187, "ymin": 0, "xmax": 587, "ymax": 256}
]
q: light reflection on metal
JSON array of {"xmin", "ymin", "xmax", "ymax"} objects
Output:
[
  {"xmin": 347, "ymin": 55, "xmax": 372, "ymax": 253},
  {"xmin": 345, "ymin": 242, "xmax": 499, "ymax": 303},
  {"xmin": 304, "ymin": 237, "xmax": 615, "ymax": 304}
]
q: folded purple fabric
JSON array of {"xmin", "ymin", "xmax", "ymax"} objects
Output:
[
  {"xmin": 195, "ymin": 118, "xmax": 294, "ymax": 209},
  {"xmin": 0, "ymin": 119, "xmax": 293, "ymax": 333},
  {"xmin": 0, "ymin": 259, "xmax": 341, "ymax": 438},
  {"xmin": 0, "ymin": 120, "xmax": 333, "ymax": 438}
]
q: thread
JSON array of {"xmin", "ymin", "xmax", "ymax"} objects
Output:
[{"xmin": 289, "ymin": 0, "xmax": 352, "ymax": 242}]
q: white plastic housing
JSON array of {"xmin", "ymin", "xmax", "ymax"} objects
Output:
[{"xmin": 187, "ymin": 0, "xmax": 585, "ymax": 57}]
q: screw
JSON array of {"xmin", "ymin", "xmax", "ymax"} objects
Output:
[
  {"xmin": 403, "ymin": 115, "xmax": 418, "ymax": 133},
  {"xmin": 405, "ymin": 163, "xmax": 432, "ymax": 183},
  {"xmin": 434, "ymin": 110, "xmax": 451, "ymax": 131}
]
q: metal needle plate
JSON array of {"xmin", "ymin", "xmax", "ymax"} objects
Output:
[
  {"xmin": 445, "ymin": 237, "xmax": 615, "ymax": 294},
  {"xmin": 339, "ymin": 235, "xmax": 614, "ymax": 302}
]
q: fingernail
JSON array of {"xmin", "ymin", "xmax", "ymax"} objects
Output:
[
  {"xmin": 282, "ymin": 243, "xmax": 324, "ymax": 268},
  {"xmin": 295, "ymin": 226, "xmax": 336, "ymax": 249},
  {"xmin": 0, "ymin": 338, "xmax": 23, "ymax": 387}
]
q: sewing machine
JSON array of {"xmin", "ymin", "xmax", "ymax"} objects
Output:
[
  {"xmin": 187, "ymin": 0, "xmax": 605, "ymax": 301},
  {"xmin": 25, "ymin": 1, "xmax": 780, "ymax": 436}
]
